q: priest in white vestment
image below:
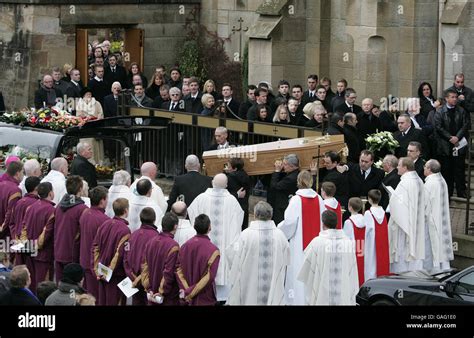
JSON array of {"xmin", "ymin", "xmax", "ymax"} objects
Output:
[
  {"xmin": 106, "ymin": 170, "xmax": 132, "ymax": 217},
  {"xmin": 188, "ymin": 173, "xmax": 244, "ymax": 302},
  {"xmin": 388, "ymin": 157, "xmax": 425, "ymax": 273},
  {"xmin": 278, "ymin": 171, "xmax": 326, "ymax": 305},
  {"xmin": 226, "ymin": 202, "xmax": 290, "ymax": 305},
  {"xmin": 129, "ymin": 162, "xmax": 167, "ymax": 214},
  {"xmin": 41, "ymin": 157, "xmax": 68, "ymax": 206},
  {"xmin": 423, "ymin": 160, "xmax": 454, "ymax": 273},
  {"xmin": 170, "ymin": 201, "xmax": 196, "ymax": 246},
  {"xmin": 128, "ymin": 179, "xmax": 163, "ymax": 233},
  {"xmin": 298, "ymin": 210, "xmax": 359, "ymax": 305}
]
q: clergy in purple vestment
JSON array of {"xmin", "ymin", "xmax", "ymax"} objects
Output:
[
  {"xmin": 9, "ymin": 177, "xmax": 40, "ymax": 265},
  {"xmin": 141, "ymin": 212, "xmax": 180, "ymax": 306},
  {"xmin": 124, "ymin": 207, "xmax": 160, "ymax": 305},
  {"xmin": 53, "ymin": 176, "xmax": 88, "ymax": 282},
  {"xmin": 92, "ymin": 198, "xmax": 131, "ymax": 306},
  {"xmin": 176, "ymin": 214, "xmax": 220, "ymax": 306},
  {"xmin": 79, "ymin": 186, "xmax": 109, "ymax": 300},
  {"xmin": 24, "ymin": 182, "xmax": 56, "ymax": 294},
  {"xmin": 0, "ymin": 161, "xmax": 24, "ymax": 240}
]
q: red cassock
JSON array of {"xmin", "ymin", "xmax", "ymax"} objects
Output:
[
  {"xmin": 371, "ymin": 211, "xmax": 390, "ymax": 277},
  {"xmin": 176, "ymin": 234, "xmax": 220, "ymax": 306},
  {"xmin": 141, "ymin": 232, "xmax": 180, "ymax": 306},
  {"xmin": 10, "ymin": 193, "xmax": 40, "ymax": 265},
  {"xmin": 23, "ymin": 199, "xmax": 55, "ymax": 294},
  {"xmin": 54, "ymin": 196, "xmax": 88, "ymax": 282},
  {"xmin": 349, "ymin": 219, "xmax": 366, "ymax": 287},
  {"xmin": 123, "ymin": 223, "xmax": 160, "ymax": 305},
  {"xmin": 92, "ymin": 216, "xmax": 131, "ymax": 306},
  {"xmin": 79, "ymin": 206, "xmax": 109, "ymax": 299},
  {"xmin": 325, "ymin": 202, "xmax": 343, "ymax": 230},
  {"xmin": 0, "ymin": 175, "xmax": 22, "ymax": 240},
  {"xmin": 301, "ymin": 196, "xmax": 322, "ymax": 250}
]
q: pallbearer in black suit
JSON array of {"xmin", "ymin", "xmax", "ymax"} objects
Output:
[
  {"xmin": 167, "ymin": 155, "xmax": 212, "ymax": 211},
  {"xmin": 407, "ymin": 141, "xmax": 426, "ymax": 181},
  {"xmin": 379, "ymin": 155, "xmax": 400, "ymax": 209},
  {"xmin": 341, "ymin": 150, "xmax": 385, "ymax": 200}
]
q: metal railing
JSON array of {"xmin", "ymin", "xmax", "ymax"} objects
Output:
[{"xmin": 119, "ymin": 104, "xmax": 323, "ymax": 178}]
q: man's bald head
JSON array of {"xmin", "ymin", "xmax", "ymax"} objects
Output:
[
  {"xmin": 140, "ymin": 162, "xmax": 157, "ymax": 179},
  {"xmin": 50, "ymin": 157, "xmax": 68, "ymax": 176},
  {"xmin": 212, "ymin": 173, "xmax": 228, "ymax": 189},
  {"xmin": 171, "ymin": 201, "xmax": 187, "ymax": 218}
]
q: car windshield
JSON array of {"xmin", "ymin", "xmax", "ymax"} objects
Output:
[{"xmin": 0, "ymin": 125, "xmax": 62, "ymax": 175}]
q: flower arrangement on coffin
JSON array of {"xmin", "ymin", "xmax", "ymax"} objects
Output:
[
  {"xmin": 95, "ymin": 164, "xmax": 115, "ymax": 179},
  {"xmin": 365, "ymin": 131, "xmax": 400, "ymax": 157},
  {"xmin": 48, "ymin": 115, "xmax": 97, "ymax": 131}
]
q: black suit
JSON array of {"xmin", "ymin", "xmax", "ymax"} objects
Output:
[
  {"xmin": 414, "ymin": 158, "xmax": 426, "ymax": 181},
  {"xmin": 88, "ymin": 78, "xmax": 110, "ymax": 106},
  {"xmin": 347, "ymin": 164, "xmax": 385, "ymax": 199},
  {"xmin": 270, "ymin": 169, "xmax": 299, "ymax": 224},
  {"xmin": 238, "ymin": 100, "xmax": 254, "ymax": 120},
  {"xmin": 356, "ymin": 112, "xmax": 383, "ymax": 147},
  {"xmin": 104, "ymin": 65, "xmax": 127, "ymax": 88},
  {"xmin": 103, "ymin": 94, "xmax": 119, "ymax": 118},
  {"xmin": 34, "ymin": 87, "xmax": 62, "ymax": 109},
  {"xmin": 434, "ymin": 104, "xmax": 471, "ymax": 197},
  {"xmin": 223, "ymin": 98, "xmax": 240, "ymax": 119},
  {"xmin": 162, "ymin": 100, "xmax": 186, "ymax": 112},
  {"xmin": 393, "ymin": 127, "xmax": 429, "ymax": 159},
  {"xmin": 300, "ymin": 90, "xmax": 317, "ymax": 108},
  {"xmin": 0, "ymin": 288, "xmax": 41, "ymax": 306},
  {"xmin": 167, "ymin": 171, "xmax": 212, "ymax": 210},
  {"xmin": 379, "ymin": 169, "xmax": 400, "ymax": 209},
  {"xmin": 319, "ymin": 168, "xmax": 349, "ymax": 207},
  {"xmin": 343, "ymin": 125, "xmax": 361, "ymax": 163},
  {"xmin": 335, "ymin": 102, "xmax": 362, "ymax": 115},
  {"xmin": 227, "ymin": 169, "xmax": 251, "ymax": 230},
  {"xmin": 65, "ymin": 81, "xmax": 83, "ymax": 99},
  {"xmin": 184, "ymin": 93, "xmax": 203, "ymax": 114},
  {"xmin": 70, "ymin": 154, "xmax": 98, "ymax": 188}
]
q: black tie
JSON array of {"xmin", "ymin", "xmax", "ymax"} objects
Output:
[
  {"xmin": 361, "ymin": 170, "xmax": 366, "ymax": 180},
  {"xmin": 350, "ymin": 106, "xmax": 354, "ymax": 113},
  {"xmin": 112, "ymin": 68, "xmax": 115, "ymax": 73}
]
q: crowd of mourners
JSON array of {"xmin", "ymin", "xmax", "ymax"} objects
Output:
[{"xmin": 0, "ymin": 39, "xmax": 472, "ymax": 305}]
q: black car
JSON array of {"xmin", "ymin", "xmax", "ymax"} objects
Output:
[
  {"xmin": 357, "ymin": 266, "xmax": 474, "ymax": 305},
  {"xmin": 0, "ymin": 116, "xmax": 170, "ymax": 185}
]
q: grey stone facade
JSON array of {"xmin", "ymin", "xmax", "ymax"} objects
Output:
[{"xmin": 1, "ymin": 0, "xmax": 474, "ymax": 110}]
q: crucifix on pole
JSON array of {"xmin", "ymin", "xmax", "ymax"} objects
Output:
[{"xmin": 232, "ymin": 17, "xmax": 248, "ymax": 62}]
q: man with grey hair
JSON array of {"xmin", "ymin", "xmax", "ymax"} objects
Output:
[
  {"xmin": 105, "ymin": 170, "xmax": 132, "ymax": 217},
  {"xmin": 167, "ymin": 155, "xmax": 212, "ymax": 211},
  {"xmin": 357, "ymin": 97, "xmax": 382, "ymax": 144},
  {"xmin": 207, "ymin": 126, "xmax": 236, "ymax": 151},
  {"xmin": 170, "ymin": 201, "xmax": 196, "ymax": 246},
  {"xmin": 129, "ymin": 162, "xmax": 167, "ymax": 214},
  {"xmin": 71, "ymin": 142, "xmax": 97, "ymax": 188},
  {"xmin": 19, "ymin": 159, "xmax": 42, "ymax": 196},
  {"xmin": 188, "ymin": 173, "xmax": 243, "ymax": 303},
  {"xmin": 226, "ymin": 201, "xmax": 289, "ymax": 305},
  {"xmin": 163, "ymin": 87, "xmax": 185, "ymax": 112},
  {"xmin": 34, "ymin": 74, "xmax": 62, "ymax": 109},
  {"xmin": 380, "ymin": 155, "xmax": 400, "ymax": 209},
  {"xmin": 41, "ymin": 157, "xmax": 68, "ymax": 205},
  {"xmin": 103, "ymin": 81, "xmax": 122, "ymax": 118},
  {"xmin": 270, "ymin": 154, "xmax": 300, "ymax": 224},
  {"xmin": 423, "ymin": 159, "xmax": 454, "ymax": 273}
]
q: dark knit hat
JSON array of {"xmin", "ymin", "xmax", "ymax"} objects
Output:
[
  {"xmin": 62, "ymin": 263, "xmax": 84, "ymax": 284},
  {"xmin": 80, "ymin": 87, "xmax": 93, "ymax": 98}
]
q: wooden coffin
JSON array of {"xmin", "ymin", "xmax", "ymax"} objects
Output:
[{"xmin": 202, "ymin": 135, "xmax": 346, "ymax": 176}]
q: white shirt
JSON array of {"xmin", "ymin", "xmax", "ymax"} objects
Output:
[{"xmin": 41, "ymin": 170, "xmax": 66, "ymax": 206}]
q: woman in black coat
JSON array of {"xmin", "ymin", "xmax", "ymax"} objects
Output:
[{"xmin": 418, "ymin": 81, "xmax": 440, "ymax": 119}]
